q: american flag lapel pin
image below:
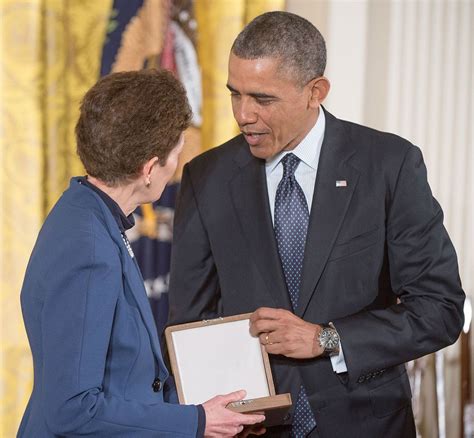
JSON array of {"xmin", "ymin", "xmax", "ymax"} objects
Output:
[{"xmin": 336, "ymin": 180, "xmax": 347, "ymax": 187}]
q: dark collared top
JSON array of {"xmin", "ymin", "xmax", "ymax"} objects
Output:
[{"xmin": 78, "ymin": 176, "xmax": 135, "ymax": 232}]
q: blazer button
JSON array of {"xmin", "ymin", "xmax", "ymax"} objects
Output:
[
  {"xmin": 152, "ymin": 378, "xmax": 162, "ymax": 392},
  {"xmin": 357, "ymin": 376, "xmax": 365, "ymax": 383}
]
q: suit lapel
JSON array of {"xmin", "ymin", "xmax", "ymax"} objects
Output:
[
  {"xmin": 119, "ymin": 244, "xmax": 167, "ymax": 367},
  {"xmin": 99, "ymin": 202, "xmax": 166, "ymax": 369},
  {"xmin": 229, "ymin": 139, "xmax": 292, "ymax": 311},
  {"xmin": 296, "ymin": 111, "xmax": 360, "ymax": 318}
]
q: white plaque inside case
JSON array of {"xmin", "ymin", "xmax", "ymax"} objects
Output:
[{"xmin": 171, "ymin": 318, "xmax": 270, "ymax": 404}]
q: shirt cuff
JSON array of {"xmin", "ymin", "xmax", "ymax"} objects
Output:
[
  {"xmin": 330, "ymin": 340, "xmax": 348, "ymax": 373},
  {"xmin": 196, "ymin": 404, "xmax": 206, "ymax": 438}
]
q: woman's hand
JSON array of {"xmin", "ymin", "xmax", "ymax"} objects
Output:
[
  {"xmin": 236, "ymin": 424, "xmax": 267, "ymax": 437},
  {"xmin": 203, "ymin": 390, "xmax": 265, "ymax": 437}
]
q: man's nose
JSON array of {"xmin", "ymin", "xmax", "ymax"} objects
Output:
[{"xmin": 234, "ymin": 99, "xmax": 258, "ymax": 125}]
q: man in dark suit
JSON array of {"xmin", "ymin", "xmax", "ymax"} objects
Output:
[{"xmin": 168, "ymin": 11, "xmax": 465, "ymax": 437}]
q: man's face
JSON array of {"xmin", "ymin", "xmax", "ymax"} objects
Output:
[{"xmin": 227, "ymin": 53, "xmax": 320, "ymax": 160}]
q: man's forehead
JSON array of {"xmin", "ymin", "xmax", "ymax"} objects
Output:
[
  {"xmin": 228, "ymin": 54, "xmax": 300, "ymax": 91},
  {"xmin": 229, "ymin": 53, "xmax": 282, "ymax": 73}
]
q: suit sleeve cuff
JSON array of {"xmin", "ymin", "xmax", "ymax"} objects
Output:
[{"xmin": 196, "ymin": 404, "xmax": 206, "ymax": 438}]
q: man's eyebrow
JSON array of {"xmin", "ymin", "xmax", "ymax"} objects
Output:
[
  {"xmin": 250, "ymin": 92, "xmax": 278, "ymax": 99},
  {"xmin": 226, "ymin": 84, "xmax": 278, "ymax": 99},
  {"xmin": 226, "ymin": 84, "xmax": 238, "ymax": 93}
]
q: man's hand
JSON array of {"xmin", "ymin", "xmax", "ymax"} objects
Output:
[{"xmin": 249, "ymin": 307, "xmax": 323, "ymax": 359}]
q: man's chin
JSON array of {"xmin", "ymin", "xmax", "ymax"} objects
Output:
[{"xmin": 248, "ymin": 145, "xmax": 274, "ymax": 160}]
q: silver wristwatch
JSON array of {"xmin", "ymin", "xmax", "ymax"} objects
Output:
[{"xmin": 318, "ymin": 322, "xmax": 340, "ymax": 357}]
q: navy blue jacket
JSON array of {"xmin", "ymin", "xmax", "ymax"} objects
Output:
[{"xmin": 18, "ymin": 178, "xmax": 199, "ymax": 437}]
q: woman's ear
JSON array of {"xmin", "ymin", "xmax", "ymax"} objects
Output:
[
  {"xmin": 142, "ymin": 156, "xmax": 159, "ymax": 187},
  {"xmin": 308, "ymin": 76, "xmax": 330, "ymax": 109}
]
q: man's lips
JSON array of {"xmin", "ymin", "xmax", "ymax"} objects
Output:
[{"xmin": 242, "ymin": 131, "xmax": 267, "ymax": 146}]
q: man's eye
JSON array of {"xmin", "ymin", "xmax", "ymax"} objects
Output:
[{"xmin": 256, "ymin": 98, "xmax": 273, "ymax": 105}]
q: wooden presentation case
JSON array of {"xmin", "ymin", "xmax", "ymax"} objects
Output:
[{"xmin": 165, "ymin": 313, "xmax": 292, "ymax": 426}]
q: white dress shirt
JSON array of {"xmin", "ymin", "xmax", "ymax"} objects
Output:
[{"xmin": 265, "ymin": 108, "xmax": 347, "ymax": 373}]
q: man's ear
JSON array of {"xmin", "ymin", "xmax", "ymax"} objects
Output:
[{"xmin": 308, "ymin": 77, "xmax": 330, "ymax": 108}]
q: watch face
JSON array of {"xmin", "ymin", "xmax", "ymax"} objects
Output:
[{"xmin": 320, "ymin": 328, "xmax": 339, "ymax": 350}]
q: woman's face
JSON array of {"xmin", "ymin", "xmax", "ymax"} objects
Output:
[{"xmin": 148, "ymin": 133, "xmax": 185, "ymax": 202}]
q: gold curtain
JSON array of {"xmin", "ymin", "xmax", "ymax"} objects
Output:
[
  {"xmin": 196, "ymin": 0, "xmax": 285, "ymax": 150},
  {"xmin": 0, "ymin": 0, "xmax": 110, "ymax": 434},
  {"xmin": 0, "ymin": 0, "xmax": 284, "ymax": 433}
]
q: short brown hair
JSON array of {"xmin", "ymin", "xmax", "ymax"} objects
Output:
[{"xmin": 76, "ymin": 69, "xmax": 192, "ymax": 185}]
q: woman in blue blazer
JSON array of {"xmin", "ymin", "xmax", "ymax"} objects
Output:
[{"xmin": 18, "ymin": 69, "xmax": 264, "ymax": 437}]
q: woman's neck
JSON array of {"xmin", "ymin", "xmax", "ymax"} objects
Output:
[{"xmin": 86, "ymin": 176, "xmax": 139, "ymax": 216}]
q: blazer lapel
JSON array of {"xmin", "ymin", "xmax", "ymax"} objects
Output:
[
  {"xmin": 102, "ymin": 213, "xmax": 167, "ymax": 370},
  {"xmin": 296, "ymin": 111, "xmax": 360, "ymax": 318},
  {"xmin": 119, "ymin": 245, "xmax": 167, "ymax": 366},
  {"xmin": 229, "ymin": 139, "xmax": 292, "ymax": 311}
]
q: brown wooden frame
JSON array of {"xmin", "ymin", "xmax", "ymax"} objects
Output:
[{"xmin": 165, "ymin": 313, "xmax": 292, "ymax": 425}]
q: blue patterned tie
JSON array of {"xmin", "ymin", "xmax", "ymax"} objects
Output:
[{"xmin": 274, "ymin": 153, "xmax": 316, "ymax": 437}]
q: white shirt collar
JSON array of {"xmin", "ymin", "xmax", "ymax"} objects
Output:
[{"xmin": 266, "ymin": 107, "xmax": 326, "ymax": 173}]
